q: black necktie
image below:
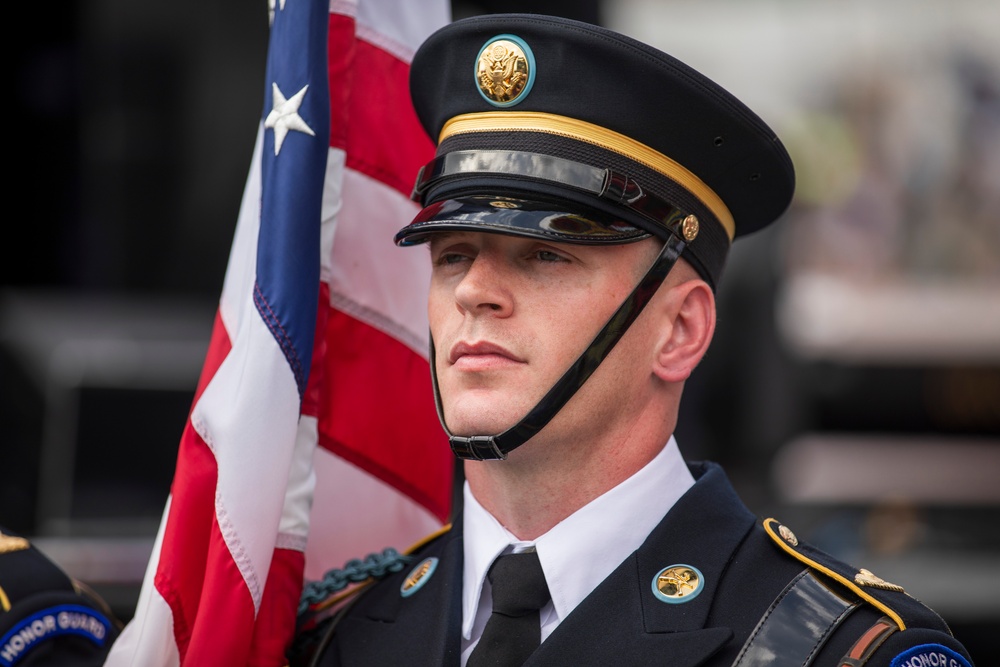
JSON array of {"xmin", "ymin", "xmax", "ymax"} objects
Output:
[{"xmin": 467, "ymin": 551, "xmax": 551, "ymax": 667}]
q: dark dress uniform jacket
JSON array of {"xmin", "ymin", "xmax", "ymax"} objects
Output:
[{"xmin": 309, "ymin": 462, "xmax": 974, "ymax": 667}]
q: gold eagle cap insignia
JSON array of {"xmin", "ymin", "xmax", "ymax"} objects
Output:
[{"xmin": 476, "ymin": 37, "xmax": 532, "ymax": 106}]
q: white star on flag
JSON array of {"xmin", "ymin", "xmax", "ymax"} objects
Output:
[{"xmin": 265, "ymin": 82, "xmax": 315, "ymax": 155}]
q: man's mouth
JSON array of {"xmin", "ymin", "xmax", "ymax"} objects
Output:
[{"xmin": 448, "ymin": 341, "xmax": 525, "ymax": 369}]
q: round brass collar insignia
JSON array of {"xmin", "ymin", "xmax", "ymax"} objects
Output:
[
  {"xmin": 400, "ymin": 557, "xmax": 439, "ymax": 597},
  {"xmin": 651, "ymin": 564, "xmax": 704, "ymax": 604},
  {"xmin": 475, "ymin": 34, "xmax": 535, "ymax": 107}
]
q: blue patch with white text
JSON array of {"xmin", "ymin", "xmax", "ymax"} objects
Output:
[
  {"xmin": 0, "ymin": 604, "xmax": 111, "ymax": 666},
  {"xmin": 890, "ymin": 643, "xmax": 972, "ymax": 667}
]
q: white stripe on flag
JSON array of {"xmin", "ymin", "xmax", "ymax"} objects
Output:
[
  {"xmin": 103, "ymin": 500, "xmax": 181, "ymax": 666},
  {"xmin": 220, "ymin": 126, "xmax": 264, "ymax": 342},
  {"xmin": 356, "ymin": 0, "xmax": 449, "ymax": 56},
  {"xmin": 327, "ymin": 165, "xmax": 430, "ymax": 357},
  {"xmin": 304, "ymin": 447, "xmax": 443, "ymax": 581}
]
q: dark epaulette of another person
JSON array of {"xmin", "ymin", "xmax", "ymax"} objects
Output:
[{"xmin": 0, "ymin": 527, "xmax": 122, "ymax": 666}]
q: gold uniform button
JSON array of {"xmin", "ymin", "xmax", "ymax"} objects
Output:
[
  {"xmin": 651, "ymin": 564, "xmax": 704, "ymax": 604},
  {"xmin": 681, "ymin": 214, "xmax": 699, "ymax": 241}
]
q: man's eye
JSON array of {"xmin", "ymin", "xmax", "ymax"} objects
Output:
[
  {"xmin": 438, "ymin": 252, "xmax": 469, "ymax": 265},
  {"xmin": 535, "ymin": 250, "xmax": 565, "ymax": 262}
]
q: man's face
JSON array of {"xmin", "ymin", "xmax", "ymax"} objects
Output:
[{"xmin": 427, "ymin": 231, "xmax": 662, "ymax": 443}]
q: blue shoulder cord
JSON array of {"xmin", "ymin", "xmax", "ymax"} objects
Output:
[{"xmin": 298, "ymin": 548, "xmax": 413, "ymax": 613}]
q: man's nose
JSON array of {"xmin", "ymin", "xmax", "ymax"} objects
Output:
[{"xmin": 453, "ymin": 251, "xmax": 514, "ymax": 317}]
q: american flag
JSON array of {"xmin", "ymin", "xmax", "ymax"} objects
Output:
[{"xmin": 104, "ymin": 0, "xmax": 452, "ymax": 664}]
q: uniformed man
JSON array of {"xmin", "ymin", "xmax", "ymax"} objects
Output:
[
  {"xmin": 293, "ymin": 13, "xmax": 975, "ymax": 667},
  {"xmin": 0, "ymin": 527, "xmax": 122, "ymax": 666}
]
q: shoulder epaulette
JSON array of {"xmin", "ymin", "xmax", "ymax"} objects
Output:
[
  {"xmin": 762, "ymin": 517, "xmax": 951, "ymax": 635},
  {"xmin": 0, "ymin": 528, "xmax": 121, "ymax": 665},
  {"xmin": 403, "ymin": 522, "xmax": 452, "ymax": 555}
]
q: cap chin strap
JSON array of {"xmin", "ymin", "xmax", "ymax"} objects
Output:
[{"xmin": 431, "ymin": 227, "xmax": 689, "ymax": 461}]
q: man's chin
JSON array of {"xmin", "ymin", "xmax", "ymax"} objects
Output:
[
  {"xmin": 444, "ymin": 420, "xmax": 513, "ymax": 438},
  {"xmin": 442, "ymin": 406, "xmax": 523, "ymax": 438},
  {"xmin": 440, "ymin": 387, "xmax": 526, "ymax": 432}
]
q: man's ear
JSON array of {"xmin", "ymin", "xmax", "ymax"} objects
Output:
[{"xmin": 652, "ymin": 279, "xmax": 716, "ymax": 383}]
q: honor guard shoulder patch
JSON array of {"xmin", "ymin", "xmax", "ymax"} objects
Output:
[
  {"xmin": 890, "ymin": 644, "xmax": 973, "ymax": 667},
  {"xmin": 0, "ymin": 604, "xmax": 112, "ymax": 666}
]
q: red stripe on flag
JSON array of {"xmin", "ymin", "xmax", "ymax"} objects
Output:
[
  {"xmin": 153, "ymin": 312, "xmax": 234, "ymax": 658},
  {"xmin": 317, "ymin": 309, "xmax": 451, "ymax": 522},
  {"xmin": 346, "ymin": 39, "xmax": 434, "ymax": 195},
  {"xmin": 302, "ymin": 282, "xmax": 330, "ymax": 419},
  {"xmin": 249, "ymin": 548, "xmax": 306, "ymax": 666},
  {"xmin": 155, "ymin": 423, "xmax": 255, "ymax": 664},
  {"xmin": 182, "ymin": 518, "xmax": 256, "ymax": 665},
  {"xmin": 154, "ymin": 426, "xmax": 213, "ymax": 659},
  {"xmin": 328, "ymin": 13, "xmax": 435, "ymax": 198},
  {"xmin": 327, "ymin": 13, "xmax": 357, "ymax": 158}
]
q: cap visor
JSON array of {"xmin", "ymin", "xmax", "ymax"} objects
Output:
[{"xmin": 395, "ymin": 195, "xmax": 649, "ymax": 246}]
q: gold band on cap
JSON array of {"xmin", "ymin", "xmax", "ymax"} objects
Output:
[{"xmin": 439, "ymin": 111, "xmax": 735, "ymax": 239}]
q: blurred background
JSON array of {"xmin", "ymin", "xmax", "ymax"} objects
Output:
[{"xmin": 4, "ymin": 0, "xmax": 998, "ymax": 661}]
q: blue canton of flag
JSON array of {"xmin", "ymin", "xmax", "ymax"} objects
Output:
[{"xmin": 259, "ymin": 0, "xmax": 330, "ymax": 398}]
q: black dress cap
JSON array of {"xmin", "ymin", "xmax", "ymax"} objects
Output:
[{"xmin": 395, "ymin": 13, "xmax": 795, "ymax": 289}]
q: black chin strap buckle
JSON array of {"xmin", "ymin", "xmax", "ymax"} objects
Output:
[{"xmin": 449, "ymin": 435, "xmax": 508, "ymax": 461}]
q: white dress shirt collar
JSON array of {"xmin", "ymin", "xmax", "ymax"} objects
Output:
[{"xmin": 461, "ymin": 436, "xmax": 694, "ymax": 641}]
